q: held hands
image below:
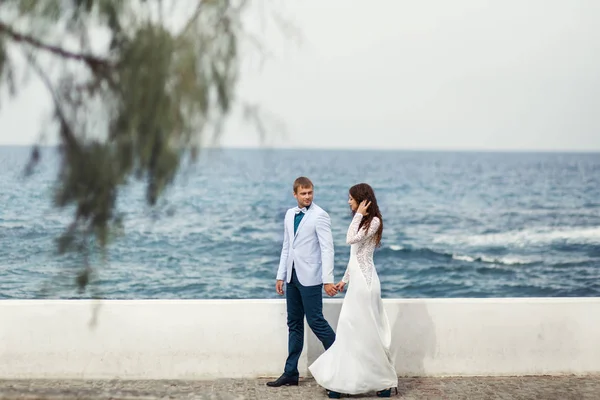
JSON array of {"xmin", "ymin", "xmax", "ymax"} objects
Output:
[
  {"xmin": 357, "ymin": 200, "xmax": 371, "ymax": 216},
  {"xmin": 335, "ymin": 281, "xmax": 346, "ymax": 292},
  {"xmin": 277, "ymin": 281, "xmax": 339, "ymax": 296},
  {"xmin": 324, "ymin": 283, "xmax": 338, "ymax": 297}
]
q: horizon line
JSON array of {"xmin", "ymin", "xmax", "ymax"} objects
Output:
[{"xmin": 0, "ymin": 144, "xmax": 599, "ymax": 154}]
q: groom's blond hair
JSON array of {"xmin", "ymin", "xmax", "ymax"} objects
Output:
[{"xmin": 293, "ymin": 176, "xmax": 313, "ymax": 193}]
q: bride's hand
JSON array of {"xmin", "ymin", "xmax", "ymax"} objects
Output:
[
  {"xmin": 336, "ymin": 281, "xmax": 346, "ymax": 292},
  {"xmin": 357, "ymin": 200, "xmax": 371, "ymax": 216}
]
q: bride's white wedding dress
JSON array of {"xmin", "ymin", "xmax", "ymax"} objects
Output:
[{"xmin": 309, "ymin": 213, "xmax": 397, "ymax": 394}]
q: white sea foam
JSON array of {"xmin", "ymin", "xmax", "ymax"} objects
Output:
[
  {"xmin": 451, "ymin": 254, "xmax": 536, "ymax": 265},
  {"xmin": 435, "ymin": 227, "xmax": 600, "ymax": 248}
]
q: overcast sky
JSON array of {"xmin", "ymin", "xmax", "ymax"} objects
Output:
[{"xmin": 1, "ymin": 0, "xmax": 599, "ymax": 151}]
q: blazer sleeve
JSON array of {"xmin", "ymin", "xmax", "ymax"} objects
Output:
[
  {"xmin": 315, "ymin": 210, "xmax": 335, "ymax": 284},
  {"xmin": 276, "ymin": 211, "xmax": 290, "ymax": 281}
]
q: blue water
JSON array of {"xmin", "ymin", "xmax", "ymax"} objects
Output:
[{"xmin": 1, "ymin": 146, "xmax": 600, "ymax": 299}]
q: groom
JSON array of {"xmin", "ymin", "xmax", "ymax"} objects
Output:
[{"xmin": 267, "ymin": 176, "xmax": 338, "ymax": 387}]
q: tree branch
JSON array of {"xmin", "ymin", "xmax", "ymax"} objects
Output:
[
  {"xmin": 0, "ymin": 21, "xmax": 113, "ymax": 70},
  {"xmin": 178, "ymin": 1, "xmax": 204, "ymax": 37},
  {"xmin": 22, "ymin": 49, "xmax": 81, "ymax": 155}
]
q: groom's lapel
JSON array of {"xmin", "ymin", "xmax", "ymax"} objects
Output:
[
  {"xmin": 294, "ymin": 207, "xmax": 313, "ymax": 240},
  {"xmin": 288, "ymin": 212, "xmax": 295, "ymax": 243}
]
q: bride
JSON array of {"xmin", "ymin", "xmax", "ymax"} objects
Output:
[{"xmin": 308, "ymin": 183, "xmax": 398, "ymax": 398}]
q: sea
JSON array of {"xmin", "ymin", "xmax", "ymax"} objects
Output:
[{"xmin": 1, "ymin": 146, "xmax": 599, "ymax": 299}]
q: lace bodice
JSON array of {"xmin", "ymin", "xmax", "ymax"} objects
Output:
[{"xmin": 342, "ymin": 213, "xmax": 380, "ymax": 286}]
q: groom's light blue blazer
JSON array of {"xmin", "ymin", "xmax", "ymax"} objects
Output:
[{"xmin": 276, "ymin": 203, "xmax": 335, "ymax": 286}]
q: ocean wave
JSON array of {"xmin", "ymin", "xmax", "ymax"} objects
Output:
[
  {"xmin": 380, "ymin": 244, "xmax": 593, "ymax": 267},
  {"xmin": 433, "ymin": 226, "xmax": 600, "ymax": 248},
  {"xmin": 450, "ymin": 254, "xmax": 536, "ymax": 265}
]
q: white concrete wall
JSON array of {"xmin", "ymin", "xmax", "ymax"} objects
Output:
[
  {"xmin": 311, "ymin": 298, "xmax": 600, "ymax": 377},
  {"xmin": 1, "ymin": 298, "xmax": 600, "ymax": 379},
  {"xmin": 0, "ymin": 300, "xmax": 292, "ymax": 379}
]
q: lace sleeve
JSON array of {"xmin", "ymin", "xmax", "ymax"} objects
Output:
[
  {"xmin": 342, "ymin": 265, "xmax": 350, "ymax": 284},
  {"xmin": 346, "ymin": 213, "xmax": 380, "ymax": 244}
]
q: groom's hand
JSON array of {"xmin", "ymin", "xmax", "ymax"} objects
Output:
[
  {"xmin": 276, "ymin": 280, "xmax": 284, "ymax": 295},
  {"xmin": 324, "ymin": 283, "xmax": 338, "ymax": 297}
]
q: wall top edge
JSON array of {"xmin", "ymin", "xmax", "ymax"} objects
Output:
[{"xmin": 1, "ymin": 297, "xmax": 600, "ymax": 305}]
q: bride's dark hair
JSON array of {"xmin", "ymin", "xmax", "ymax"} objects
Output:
[{"xmin": 349, "ymin": 183, "xmax": 383, "ymax": 247}]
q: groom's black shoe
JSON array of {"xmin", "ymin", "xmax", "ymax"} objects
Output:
[{"xmin": 266, "ymin": 374, "xmax": 299, "ymax": 387}]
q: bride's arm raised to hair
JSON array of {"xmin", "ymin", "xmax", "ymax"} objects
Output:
[{"xmin": 346, "ymin": 213, "xmax": 380, "ymax": 244}]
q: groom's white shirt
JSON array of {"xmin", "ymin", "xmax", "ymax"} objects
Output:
[{"xmin": 276, "ymin": 203, "xmax": 335, "ymax": 286}]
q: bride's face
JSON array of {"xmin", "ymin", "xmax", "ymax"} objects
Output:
[{"xmin": 348, "ymin": 194, "xmax": 358, "ymax": 212}]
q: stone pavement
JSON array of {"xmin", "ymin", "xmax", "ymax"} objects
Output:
[{"xmin": 0, "ymin": 376, "xmax": 599, "ymax": 400}]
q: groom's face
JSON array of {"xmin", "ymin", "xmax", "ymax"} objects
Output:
[{"xmin": 294, "ymin": 185, "xmax": 314, "ymax": 208}]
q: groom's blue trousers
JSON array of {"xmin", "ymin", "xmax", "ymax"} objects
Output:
[{"xmin": 284, "ymin": 269, "xmax": 336, "ymax": 378}]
